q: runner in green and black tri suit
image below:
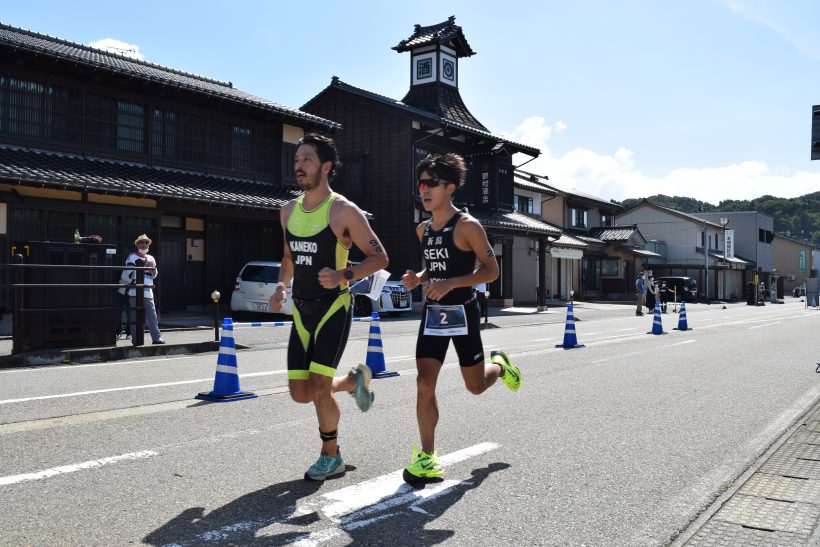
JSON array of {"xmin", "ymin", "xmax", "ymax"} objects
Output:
[
  {"xmin": 401, "ymin": 153, "xmax": 522, "ymax": 483},
  {"xmin": 271, "ymin": 134, "xmax": 389, "ymax": 481}
]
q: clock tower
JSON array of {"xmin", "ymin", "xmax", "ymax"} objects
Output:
[{"xmin": 393, "ymin": 16, "xmax": 488, "ymax": 131}]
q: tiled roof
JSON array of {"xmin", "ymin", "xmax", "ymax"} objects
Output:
[
  {"xmin": 514, "ymin": 172, "xmax": 554, "ymax": 194},
  {"xmin": 620, "ymin": 245, "xmax": 662, "ymax": 257},
  {"xmin": 392, "ymin": 16, "xmax": 476, "ymax": 57},
  {"xmin": 537, "ymin": 177, "xmax": 619, "ymax": 209},
  {"xmin": 468, "ymin": 209, "xmax": 561, "ymax": 236},
  {"xmin": 632, "ymin": 200, "xmax": 725, "ymax": 229},
  {"xmin": 400, "ymin": 84, "xmax": 487, "ymax": 131},
  {"xmin": 573, "ymin": 234, "xmax": 606, "ymax": 245},
  {"xmin": 549, "ymin": 233, "xmax": 588, "ymax": 249},
  {"xmin": 0, "ymin": 23, "xmax": 339, "ymax": 131},
  {"xmin": 308, "ymin": 78, "xmax": 539, "ymax": 157},
  {"xmin": 589, "ymin": 226, "xmax": 637, "ymax": 241},
  {"xmin": 0, "ymin": 145, "xmax": 300, "ymax": 210}
]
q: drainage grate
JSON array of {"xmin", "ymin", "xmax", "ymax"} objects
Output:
[
  {"xmin": 712, "ymin": 494, "xmax": 820, "ymax": 535},
  {"xmin": 685, "ymin": 519, "xmax": 809, "ymax": 545},
  {"xmin": 758, "ymin": 447, "xmax": 820, "ymax": 480}
]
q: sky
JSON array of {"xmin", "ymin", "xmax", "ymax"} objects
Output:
[{"xmin": 3, "ymin": 0, "xmax": 820, "ymax": 204}]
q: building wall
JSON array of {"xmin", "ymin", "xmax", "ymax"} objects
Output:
[
  {"xmin": 773, "ymin": 236, "xmax": 814, "ymax": 292},
  {"xmin": 512, "ymin": 235, "xmax": 539, "ymax": 303},
  {"xmin": 541, "ymin": 196, "xmax": 564, "ymax": 226},
  {"xmin": 301, "ymin": 93, "xmax": 415, "ymax": 278}
]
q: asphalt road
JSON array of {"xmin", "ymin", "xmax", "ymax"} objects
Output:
[{"xmin": 0, "ymin": 300, "xmax": 818, "ymax": 546}]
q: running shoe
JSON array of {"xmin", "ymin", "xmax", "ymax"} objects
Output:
[
  {"xmin": 348, "ymin": 364, "xmax": 375, "ymax": 412},
  {"xmin": 304, "ymin": 449, "xmax": 345, "ymax": 481},
  {"xmin": 403, "ymin": 444, "xmax": 443, "ymax": 483},
  {"xmin": 491, "ymin": 350, "xmax": 522, "ymax": 392}
]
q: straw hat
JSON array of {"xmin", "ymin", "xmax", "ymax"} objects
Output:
[{"xmin": 134, "ymin": 234, "xmax": 152, "ymax": 245}]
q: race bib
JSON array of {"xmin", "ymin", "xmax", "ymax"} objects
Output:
[{"xmin": 423, "ymin": 304, "xmax": 468, "ymax": 336}]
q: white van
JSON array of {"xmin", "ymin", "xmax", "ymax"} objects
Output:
[
  {"xmin": 230, "ymin": 261, "xmax": 293, "ymax": 319},
  {"xmin": 351, "ymin": 277, "xmax": 413, "ymax": 317}
]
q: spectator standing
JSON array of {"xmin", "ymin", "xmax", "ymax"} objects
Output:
[
  {"xmin": 659, "ymin": 281, "xmax": 669, "ymax": 313},
  {"xmin": 474, "ymin": 282, "xmax": 489, "ymax": 323},
  {"xmin": 121, "ymin": 234, "xmax": 164, "ymax": 345},
  {"xmin": 635, "ymin": 272, "xmax": 645, "ymax": 316}
]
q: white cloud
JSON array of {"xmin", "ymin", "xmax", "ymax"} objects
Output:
[
  {"xmin": 87, "ymin": 38, "xmax": 145, "ymax": 61},
  {"xmin": 506, "ymin": 115, "xmax": 820, "ymax": 204}
]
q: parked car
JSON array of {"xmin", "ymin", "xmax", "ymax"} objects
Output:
[
  {"xmin": 230, "ymin": 261, "xmax": 293, "ymax": 319},
  {"xmin": 350, "ymin": 277, "xmax": 413, "ymax": 317},
  {"xmin": 655, "ymin": 276, "xmax": 698, "ymax": 301}
]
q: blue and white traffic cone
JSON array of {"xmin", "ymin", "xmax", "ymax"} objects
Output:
[
  {"xmin": 196, "ymin": 317, "xmax": 257, "ymax": 402},
  {"xmin": 674, "ymin": 301, "xmax": 692, "ymax": 331},
  {"xmin": 647, "ymin": 299, "xmax": 667, "ymax": 335},
  {"xmin": 555, "ymin": 303, "xmax": 585, "ymax": 349},
  {"xmin": 365, "ymin": 312, "xmax": 399, "ymax": 379}
]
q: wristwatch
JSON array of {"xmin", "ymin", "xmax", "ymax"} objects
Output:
[{"xmin": 343, "ymin": 268, "xmax": 354, "ymax": 281}]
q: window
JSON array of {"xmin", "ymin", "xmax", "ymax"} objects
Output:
[
  {"xmin": 701, "ymin": 231, "xmax": 705, "ymax": 247},
  {"xmin": 179, "ymin": 112, "xmax": 207, "ymax": 164},
  {"xmin": 514, "ymin": 194, "xmax": 533, "ymax": 214},
  {"xmin": 282, "ymin": 142, "xmax": 298, "ymax": 184},
  {"xmin": 0, "ymin": 76, "xmax": 82, "ymax": 144},
  {"xmin": 601, "ymin": 214, "xmax": 610, "ymax": 227},
  {"xmin": 600, "ymin": 258, "xmax": 619, "ymax": 276},
  {"xmin": 571, "ymin": 208, "xmax": 588, "ymax": 228},
  {"xmin": 153, "ymin": 108, "xmax": 177, "ymax": 159},
  {"xmin": 116, "ymin": 100, "xmax": 145, "ymax": 153},
  {"xmin": 231, "ymin": 126, "xmax": 252, "ymax": 171},
  {"xmin": 759, "ymin": 228, "xmax": 773, "ymax": 243}
]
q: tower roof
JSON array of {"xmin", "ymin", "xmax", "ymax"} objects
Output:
[{"xmin": 392, "ymin": 16, "xmax": 475, "ymax": 57}]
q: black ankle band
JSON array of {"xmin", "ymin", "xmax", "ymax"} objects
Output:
[{"xmin": 320, "ymin": 429, "xmax": 338, "ymax": 442}]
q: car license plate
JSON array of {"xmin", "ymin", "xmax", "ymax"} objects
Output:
[{"xmin": 253, "ymin": 302, "xmax": 268, "ymax": 311}]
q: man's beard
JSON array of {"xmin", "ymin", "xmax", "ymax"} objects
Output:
[{"xmin": 297, "ymin": 171, "xmax": 321, "ymax": 191}]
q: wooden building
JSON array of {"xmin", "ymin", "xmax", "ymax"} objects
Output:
[
  {"xmin": 301, "ymin": 16, "xmax": 559, "ymax": 304},
  {"xmin": 0, "ymin": 23, "xmax": 338, "ymax": 312}
]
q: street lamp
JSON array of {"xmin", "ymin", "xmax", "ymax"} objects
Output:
[
  {"xmin": 211, "ymin": 290, "xmax": 221, "ymax": 341},
  {"xmin": 719, "ymin": 217, "xmax": 729, "ymax": 301}
]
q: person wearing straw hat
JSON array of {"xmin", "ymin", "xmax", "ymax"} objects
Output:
[
  {"xmin": 401, "ymin": 153, "xmax": 521, "ymax": 483},
  {"xmin": 270, "ymin": 134, "xmax": 389, "ymax": 481},
  {"xmin": 120, "ymin": 234, "xmax": 164, "ymax": 345}
]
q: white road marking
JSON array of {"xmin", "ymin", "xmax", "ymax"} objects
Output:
[
  {"xmin": 0, "ymin": 370, "xmax": 286, "ymax": 405},
  {"xmin": 668, "ymin": 340, "xmax": 697, "ymax": 346},
  {"xmin": 314, "ymin": 442, "xmax": 499, "ymax": 521},
  {"xmin": 0, "ymin": 450, "xmax": 158, "ymax": 486},
  {"xmin": 749, "ymin": 322, "xmax": 781, "ymax": 329},
  {"xmin": 178, "ymin": 442, "xmax": 500, "ymax": 546}
]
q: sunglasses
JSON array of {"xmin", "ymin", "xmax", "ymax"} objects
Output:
[
  {"xmin": 418, "ymin": 178, "xmax": 452, "ymax": 189},
  {"xmin": 137, "ymin": 241, "xmax": 150, "ymax": 245}
]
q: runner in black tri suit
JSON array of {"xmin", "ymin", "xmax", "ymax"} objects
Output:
[
  {"xmin": 270, "ymin": 134, "xmax": 389, "ymax": 481},
  {"xmin": 401, "ymin": 153, "xmax": 522, "ymax": 483}
]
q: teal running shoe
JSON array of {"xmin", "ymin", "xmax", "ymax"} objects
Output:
[
  {"xmin": 491, "ymin": 350, "xmax": 522, "ymax": 392},
  {"xmin": 349, "ymin": 364, "xmax": 375, "ymax": 412},
  {"xmin": 304, "ymin": 449, "xmax": 344, "ymax": 481}
]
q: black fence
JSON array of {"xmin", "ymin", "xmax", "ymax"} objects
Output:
[{"xmin": 2, "ymin": 252, "xmax": 153, "ymax": 354}]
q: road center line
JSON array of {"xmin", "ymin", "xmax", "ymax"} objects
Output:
[
  {"xmin": 0, "ymin": 450, "xmax": 158, "ymax": 486},
  {"xmin": 749, "ymin": 322, "xmax": 781, "ymax": 329}
]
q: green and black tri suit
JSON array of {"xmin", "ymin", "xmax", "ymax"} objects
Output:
[{"xmin": 285, "ymin": 192, "xmax": 352, "ymax": 380}]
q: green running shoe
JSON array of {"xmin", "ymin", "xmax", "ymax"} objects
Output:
[
  {"xmin": 491, "ymin": 350, "xmax": 522, "ymax": 392},
  {"xmin": 402, "ymin": 444, "xmax": 443, "ymax": 483},
  {"xmin": 304, "ymin": 449, "xmax": 345, "ymax": 481},
  {"xmin": 348, "ymin": 364, "xmax": 374, "ymax": 412}
]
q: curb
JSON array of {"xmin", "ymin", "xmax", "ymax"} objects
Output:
[{"xmin": 0, "ymin": 340, "xmax": 250, "ymax": 369}]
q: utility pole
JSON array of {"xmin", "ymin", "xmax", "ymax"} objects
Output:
[{"xmin": 704, "ymin": 220, "xmax": 709, "ymax": 301}]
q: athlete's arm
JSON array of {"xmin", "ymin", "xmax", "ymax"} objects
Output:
[
  {"xmin": 271, "ymin": 201, "xmax": 295, "ymax": 311},
  {"xmin": 402, "ymin": 221, "xmax": 429, "ymax": 290},
  {"xmin": 319, "ymin": 199, "xmax": 388, "ymax": 288}
]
